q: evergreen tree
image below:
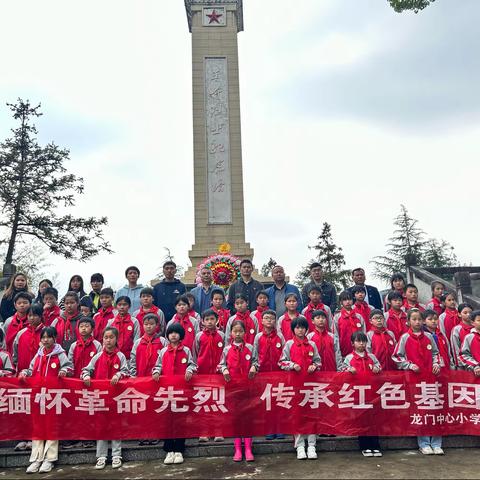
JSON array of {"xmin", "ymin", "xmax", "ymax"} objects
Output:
[
  {"xmin": 296, "ymin": 223, "xmax": 351, "ymax": 291},
  {"xmin": 422, "ymin": 238, "xmax": 458, "ymax": 269},
  {"xmin": 260, "ymin": 257, "xmax": 277, "ymax": 277},
  {"xmin": 388, "ymin": 0, "xmax": 435, "ymax": 13},
  {"xmin": 0, "ymin": 99, "xmax": 111, "ymax": 264}
]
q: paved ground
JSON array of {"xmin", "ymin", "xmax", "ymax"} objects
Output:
[{"xmin": 2, "ymin": 449, "xmax": 480, "ymax": 479}]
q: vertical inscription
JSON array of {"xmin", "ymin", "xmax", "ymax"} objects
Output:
[{"xmin": 205, "ymin": 57, "xmax": 232, "ymax": 224}]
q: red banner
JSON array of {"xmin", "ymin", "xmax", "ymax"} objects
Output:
[{"xmin": 1, "ymin": 371, "xmax": 480, "ymax": 440}]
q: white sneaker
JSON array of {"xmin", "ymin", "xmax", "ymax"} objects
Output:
[
  {"xmin": 307, "ymin": 446, "xmax": 317, "ymax": 459},
  {"xmin": 39, "ymin": 460, "xmax": 53, "ymax": 473},
  {"xmin": 112, "ymin": 456, "xmax": 122, "ymax": 469},
  {"xmin": 173, "ymin": 452, "xmax": 184, "ymax": 464},
  {"xmin": 199, "ymin": 437, "xmax": 209, "ymax": 442},
  {"xmin": 420, "ymin": 446, "xmax": 434, "ymax": 455},
  {"xmin": 95, "ymin": 457, "xmax": 107, "ymax": 469},
  {"xmin": 362, "ymin": 449, "xmax": 373, "ymax": 457},
  {"xmin": 164, "ymin": 452, "xmax": 175, "ymax": 464},
  {"xmin": 26, "ymin": 461, "xmax": 41, "ymax": 474},
  {"xmin": 297, "ymin": 446, "xmax": 307, "ymax": 460},
  {"xmin": 433, "ymin": 447, "xmax": 444, "ymax": 455},
  {"xmin": 15, "ymin": 441, "xmax": 27, "ymax": 451},
  {"xmin": 373, "ymin": 450, "xmax": 383, "ymax": 457},
  {"xmin": 214, "ymin": 437, "xmax": 224, "ymax": 442}
]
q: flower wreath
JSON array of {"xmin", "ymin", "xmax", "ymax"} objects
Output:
[{"xmin": 196, "ymin": 253, "xmax": 241, "ymax": 289}]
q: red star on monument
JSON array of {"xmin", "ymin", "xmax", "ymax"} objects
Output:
[{"xmin": 207, "ymin": 9, "xmax": 223, "ymax": 24}]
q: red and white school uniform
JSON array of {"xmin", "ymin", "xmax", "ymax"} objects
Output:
[
  {"xmin": 132, "ymin": 305, "xmax": 166, "ymax": 336},
  {"xmin": 279, "ymin": 336, "xmax": 321, "ymax": 372},
  {"xmin": 166, "ymin": 314, "xmax": 199, "ymax": 351},
  {"xmin": 439, "ymin": 308, "xmax": 461, "ymax": 342},
  {"xmin": 24, "ymin": 344, "xmax": 72, "ymax": 379},
  {"xmin": 81, "ymin": 347, "xmax": 129, "ymax": 380},
  {"xmin": 451, "ymin": 323, "xmax": 473, "ymax": 367},
  {"xmin": 426, "ymin": 328, "xmax": 453, "ymax": 371},
  {"xmin": 333, "ymin": 309, "xmax": 365, "ymax": 358},
  {"xmin": 153, "ymin": 343, "xmax": 196, "ymax": 376},
  {"xmin": 366, "ymin": 327, "xmax": 397, "ymax": 371},
  {"xmin": 193, "ymin": 329, "xmax": 225, "ymax": 374},
  {"xmin": 392, "ymin": 329, "xmax": 440, "ymax": 372},
  {"xmin": 385, "ymin": 308, "xmax": 409, "ymax": 342},
  {"xmin": 225, "ymin": 312, "xmax": 258, "ymax": 345},
  {"xmin": 43, "ymin": 305, "xmax": 61, "ymax": 327},
  {"xmin": 4, "ymin": 313, "xmax": 28, "ymax": 353},
  {"xmin": 93, "ymin": 306, "xmax": 115, "ymax": 342},
  {"xmin": 353, "ymin": 301, "xmax": 373, "ymax": 331},
  {"xmin": 401, "ymin": 300, "xmax": 425, "ymax": 313},
  {"xmin": 107, "ymin": 314, "xmax": 141, "ymax": 360},
  {"xmin": 253, "ymin": 330, "xmax": 285, "ymax": 372},
  {"xmin": 302, "ymin": 302, "xmax": 332, "ymax": 332},
  {"xmin": 251, "ymin": 306, "xmax": 269, "ymax": 333},
  {"xmin": 129, "ymin": 334, "xmax": 168, "ymax": 377},
  {"xmin": 425, "ymin": 297, "xmax": 444, "ymax": 316},
  {"xmin": 50, "ymin": 312, "xmax": 82, "ymax": 352},
  {"xmin": 276, "ymin": 312, "xmax": 300, "ymax": 342},
  {"xmin": 218, "ymin": 341, "xmax": 254, "ymax": 379},
  {"xmin": 68, "ymin": 336, "xmax": 102, "ymax": 378},
  {"xmin": 459, "ymin": 330, "xmax": 480, "ymax": 370},
  {"xmin": 211, "ymin": 306, "xmax": 231, "ymax": 332},
  {"xmin": 12, "ymin": 323, "xmax": 44, "ymax": 373},
  {"xmin": 307, "ymin": 328, "xmax": 341, "ymax": 371},
  {"xmin": 341, "ymin": 351, "xmax": 380, "ymax": 373}
]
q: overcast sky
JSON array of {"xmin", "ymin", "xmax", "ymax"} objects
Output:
[{"xmin": 0, "ymin": 0, "xmax": 478, "ymax": 293}]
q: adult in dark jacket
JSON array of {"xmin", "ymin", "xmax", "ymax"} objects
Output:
[
  {"xmin": 301, "ymin": 263, "xmax": 337, "ymax": 313},
  {"xmin": 226, "ymin": 259, "xmax": 264, "ymax": 313},
  {"xmin": 0, "ymin": 273, "xmax": 32, "ymax": 322},
  {"xmin": 346, "ymin": 267, "xmax": 383, "ymax": 310},
  {"xmin": 153, "ymin": 261, "xmax": 186, "ymax": 321}
]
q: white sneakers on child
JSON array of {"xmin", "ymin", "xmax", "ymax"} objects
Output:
[
  {"xmin": 307, "ymin": 446, "xmax": 317, "ymax": 459},
  {"xmin": 297, "ymin": 446, "xmax": 307, "ymax": 460},
  {"xmin": 26, "ymin": 461, "xmax": 41, "ymax": 474},
  {"xmin": 173, "ymin": 452, "xmax": 184, "ymax": 464},
  {"xmin": 112, "ymin": 456, "xmax": 122, "ymax": 469},
  {"xmin": 39, "ymin": 461, "xmax": 53, "ymax": 473},
  {"xmin": 164, "ymin": 452, "xmax": 175, "ymax": 464},
  {"xmin": 420, "ymin": 446, "xmax": 434, "ymax": 455},
  {"xmin": 433, "ymin": 447, "xmax": 444, "ymax": 455},
  {"xmin": 362, "ymin": 449, "xmax": 374, "ymax": 457},
  {"xmin": 95, "ymin": 457, "xmax": 107, "ymax": 469}
]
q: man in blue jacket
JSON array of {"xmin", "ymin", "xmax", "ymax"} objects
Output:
[
  {"xmin": 153, "ymin": 261, "xmax": 186, "ymax": 321},
  {"xmin": 265, "ymin": 265, "xmax": 302, "ymax": 317}
]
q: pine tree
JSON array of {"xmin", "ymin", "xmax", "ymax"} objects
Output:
[
  {"xmin": 260, "ymin": 257, "xmax": 277, "ymax": 277},
  {"xmin": 388, "ymin": 0, "xmax": 435, "ymax": 13},
  {"xmin": 296, "ymin": 223, "xmax": 351, "ymax": 291},
  {"xmin": 0, "ymin": 99, "xmax": 111, "ymax": 264},
  {"xmin": 422, "ymin": 239, "xmax": 458, "ymax": 269}
]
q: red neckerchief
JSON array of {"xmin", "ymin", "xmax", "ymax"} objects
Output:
[
  {"xmin": 212, "ymin": 306, "xmax": 229, "ymax": 330},
  {"xmin": 372, "ymin": 326, "xmax": 389, "ymax": 352},
  {"xmin": 96, "ymin": 347, "xmax": 120, "ymax": 379},
  {"xmin": 351, "ymin": 351, "xmax": 373, "ymax": 372},
  {"xmin": 432, "ymin": 328, "xmax": 449, "ymax": 367},
  {"xmin": 408, "ymin": 328, "xmax": 428, "ymax": 365},
  {"xmin": 27, "ymin": 323, "xmax": 45, "ymax": 355},
  {"xmin": 140, "ymin": 333, "xmax": 156, "ymax": 363},
  {"xmin": 445, "ymin": 308, "xmax": 460, "ymax": 324},
  {"xmin": 5, "ymin": 313, "xmax": 27, "ymax": 352},
  {"xmin": 354, "ymin": 301, "xmax": 370, "ymax": 319},
  {"xmin": 389, "ymin": 308, "xmax": 407, "ymax": 322},
  {"xmin": 341, "ymin": 308, "xmax": 361, "ymax": 331},
  {"xmin": 232, "ymin": 341, "xmax": 247, "ymax": 376},
  {"xmin": 61, "ymin": 312, "xmax": 79, "ymax": 342},
  {"xmin": 403, "ymin": 299, "xmax": 421, "ymax": 310},
  {"xmin": 43, "ymin": 305, "xmax": 61, "ymax": 326},
  {"xmin": 313, "ymin": 327, "xmax": 327, "ymax": 353},
  {"xmin": 202, "ymin": 328, "xmax": 219, "ymax": 369},
  {"xmin": 167, "ymin": 342, "xmax": 184, "ymax": 368},
  {"xmin": 307, "ymin": 301, "xmax": 325, "ymax": 312},
  {"xmin": 235, "ymin": 311, "xmax": 251, "ymax": 323},
  {"xmin": 112, "ymin": 313, "xmax": 133, "ymax": 347}
]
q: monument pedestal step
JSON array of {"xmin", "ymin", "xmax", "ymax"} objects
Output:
[{"xmin": 1, "ymin": 435, "xmax": 479, "ymax": 468}]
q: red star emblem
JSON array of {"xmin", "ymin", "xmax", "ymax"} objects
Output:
[{"xmin": 207, "ymin": 9, "xmax": 223, "ymax": 24}]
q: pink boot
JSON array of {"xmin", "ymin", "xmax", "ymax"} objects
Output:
[
  {"xmin": 244, "ymin": 437, "xmax": 254, "ymax": 462},
  {"xmin": 233, "ymin": 438, "xmax": 242, "ymax": 462}
]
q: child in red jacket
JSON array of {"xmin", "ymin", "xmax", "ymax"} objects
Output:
[
  {"xmin": 210, "ymin": 289, "xmax": 230, "ymax": 332},
  {"xmin": 3, "ymin": 291, "xmax": 32, "ymax": 354},
  {"xmin": 251, "ymin": 290, "xmax": 270, "ymax": 333},
  {"xmin": 51, "ymin": 291, "xmax": 82, "ymax": 353},
  {"xmin": 385, "ymin": 291, "xmax": 409, "ymax": 342},
  {"xmin": 308, "ymin": 310, "xmax": 341, "ymax": 371},
  {"xmin": 82, "ymin": 326, "xmax": 129, "ymax": 470},
  {"xmin": 366, "ymin": 309, "xmax": 397, "ymax": 371},
  {"xmin": 19, "ymin": 326, "xmax": 72, "ymax": 474},
  {"xmin": 438, "ymin": 292, "xmax": 460, "ymax": 341},
  {"xmin": 423, "ymin": 309, "xmax": 454, "ymax": 371},
  {"xmin": 425, "ymin": 281, "xmax": 445, "ymax": 316},
  {"xmin": 12, "ymin": 303, "xmax": 45, "ymax": 374},
  {"xmin": 451, "ymin": 303, "xmax": 473, "ymax": 367},
  {"xmin": 225, "ymin": 294, "xmax": 258, "ymax": 345},
  {"xmin": 42, "ymin": 287, "xmax": 61, "ymax": 327},
  {"xmin": 459, "ymin": 310, "xmax": 480, "ymax": 372},
  {"xmin": 279, "ymin": 317, "xmax": 321, "ymax": 460},
  {"xmin": 166, "ymin": 295, "xmax": 199, "ymax": 351},
  {"xmin": 341, "ymin": 331, "xmax": 382, "ymax": 457},
  {"xmin": 277, "ymin": 293, "xmax": 301, "ymax": 341},
  {"xmin": 333, "ymin": 291, "xmax": 365, "ymax": 358},
  {"xmin": 302, "ymin": 285, "xmax": 332, "ymax": 332},
  {"xmin": 218, "ymin": 320, "xmax": 256, "ymax": 462},
  {"xmin": 352, "ymin": 286, "xmax": 374, "ymax": 331},
  {"xmin": 107, "ymin": 296, "xmax": 140, "ymax": 360},
  {"xmin": 153, "ymin": 323, "xmax": 197, "ymax": 465},
  {"xmin": 392, "ymin": 308, "xmax": 442, "ymax": 455},
  {"xmin": 68, "ymin": 317, "xmax": 102, "ymax": 378},
  {"xmin": 194, "ymin": 309, "xmax": 225, "ymax": 443},
  {"xmin": 93, "ymin": 288, "xmax": 116, "ymax": 342},
  {"xmin": 133, "ymin": 288, "xmax": 166, "ymax": 336},
  {"xmin": 402, "ymin": 284, "xmax": 425, "ymax": 312}
]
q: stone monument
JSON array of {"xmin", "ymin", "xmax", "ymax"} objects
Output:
[{"xmin": 183, "ymin": 0, "xmax": 265, "ymax": 284}]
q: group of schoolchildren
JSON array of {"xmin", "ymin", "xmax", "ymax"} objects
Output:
[{"xmin": 1, "ymin": 270, "xmax": 480, "ymax": 473}]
